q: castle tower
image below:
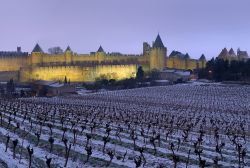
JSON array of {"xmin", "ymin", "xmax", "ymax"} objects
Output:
[
  {"xmin": 218, "ymin": 48, "xmax": 229, "ymax": 60},
  {"xmin": 199, "ymin": 54, "xmax": 206, "ymax": 69},
  {"xmin": 143, "ymin": 42, "xmax": 151, "ymax": 56},
  {"xmin": 184, "ymin": 53, "xmax": 190, "ymax": 69},
  {"xmin": 96, "ymin": 45, "xmax": 105, "ymax": 62},
  {"xmin": 65, "ymin": 46, "xmax": 73, "ymax": 64},
  {"xmin": 228, "ymin": 48, "xmax": 237, "ymax": 61},
  {"xmin": 229, "ymin": 48, "xmax": 236, "ymax": 57},
  {"xmin": 31, "ymin": 43, "xmax": 43, "ymax": 65},
  {"xmin": 149, "ymin": 34, "xmax": 167, "ymax": 70}
]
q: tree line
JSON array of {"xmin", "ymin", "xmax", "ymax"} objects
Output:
[{"xmin": 198, "ymin": 58, "xmax": 250, "ymax": 81}]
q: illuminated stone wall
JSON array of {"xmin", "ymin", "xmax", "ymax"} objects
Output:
[
  {"xmin": 0, "ymin": 56, "xmax": 28, "ymax": 71},
  {"xmin": 149, "ymin": 48, "xmax": 166, "ymax": 70},
  {"xmin": 30, "ymin": 52, "xmax": 143, "ymax": 64},
  {"xmin": 0, "ymin": 51, "xmax": 205, "ymax": 82},
  {"xmin": 95, "ymin": 64, "xmax": 136, "ymax": 80},
  {"xmin": 166, "ymin": 57, "xmax": 186, "ymax": 70},
  {"xmin": 0, "ymin": 37, "xmax": 206, "ymax": 82},
  {"xmin": 19, "ymin": 64, "xmax": 137, "ymax": 82}
]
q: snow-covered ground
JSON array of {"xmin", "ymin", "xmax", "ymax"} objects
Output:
[{"xmin": 0, "ymin": 83, "xmax": 249, "ymax": 167}]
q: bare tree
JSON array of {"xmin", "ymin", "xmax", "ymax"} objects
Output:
[{"xmin": 48, "ymin": 47, "xmax": 63, "ymax": 54}]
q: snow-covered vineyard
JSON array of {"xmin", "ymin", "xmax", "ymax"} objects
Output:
[{"xmin": 0, "ymin": 83, "xmax": 249, "ymax": 168}]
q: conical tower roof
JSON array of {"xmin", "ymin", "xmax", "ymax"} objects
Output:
[
  {"xmin": 153, "ymin": 34, "xmax": 165, "ymax": 48},
  {"xmin": 97, "ymin": 45, "xmax": 105, "ymax": 52},
  {"xmin": 32, "ymin": 43, "xmax": 43, "ymax": 53},
  {"xmin": 65, "ymin": 46, "xmax": 72, "ymax": 52},
  {"xmin": 218, "ymin": 48, "xmax": 229, "ymax": 58},
  {"xmin": 199, "ymin": 54, "xmax": 206, "ymax": 61},
  {"xmin": 229, "ymin": 48, "xmax": 236, "ymax": 56}
]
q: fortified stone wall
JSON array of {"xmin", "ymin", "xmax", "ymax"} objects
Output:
[
  {"xmin": 72, "ymin": 54, "xmax": 96, "ymax": 62},
  {"xmin": 150, "ymin": 48, "xmax": 166, "ymax": 70},
  {"xmin": 31, "ymin": 52, "xmax": 144, "ymax": 65},
  {"xmin": 166, "ymin": 58, "xmax": 205, "ymax": 70},
  {"xmin": 166, "ymin": 57, "xmax": 186, "ymax": 70},
  {"xmin": 0, "ymin": 34, "xmax": 206, "ymax": 82},
  {"xmin": 95, "ymin": 64, "xmax": 137, "ymax": 80},
  {"xmin": 42, "ymin": 54, "xmax": 68, "ymax": 63},
  {"xmin": 0, "ymin": 56, "xmax": 29, "ymax": 71},
  {"xmin": 19, "ymin": 64, "xmax": 137, "ymax": 82}
]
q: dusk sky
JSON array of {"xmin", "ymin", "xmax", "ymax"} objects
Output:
[{"xmin": 0, "ymin": 0, "xmax": 250, "ymax": 59}]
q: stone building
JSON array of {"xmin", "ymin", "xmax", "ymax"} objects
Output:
[{"xmin": 0, "ymin": 34, "xmax": 206, "ymax": 83}]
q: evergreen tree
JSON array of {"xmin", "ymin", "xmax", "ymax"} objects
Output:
[
  {"xmin": 0, "ymin": 86, "xmax": 4, "ymax": 96},
  {"xmin": 136, "ymin": 66, "xmax": 144, "ymax": 82},
  {"xmin": 198, "ymin": 58, "xmax": 250, "ymax": 81},
  {"xmin": 7, "ymin": 78, "xmax": 15, "ymax": 94},
  {"xmin": 64, "ymin": 76, "xmax": 67, "ymax": 84},
  {"xmin": 20, "ymin": 90, "xmax": 25, "ymax": 97}
]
